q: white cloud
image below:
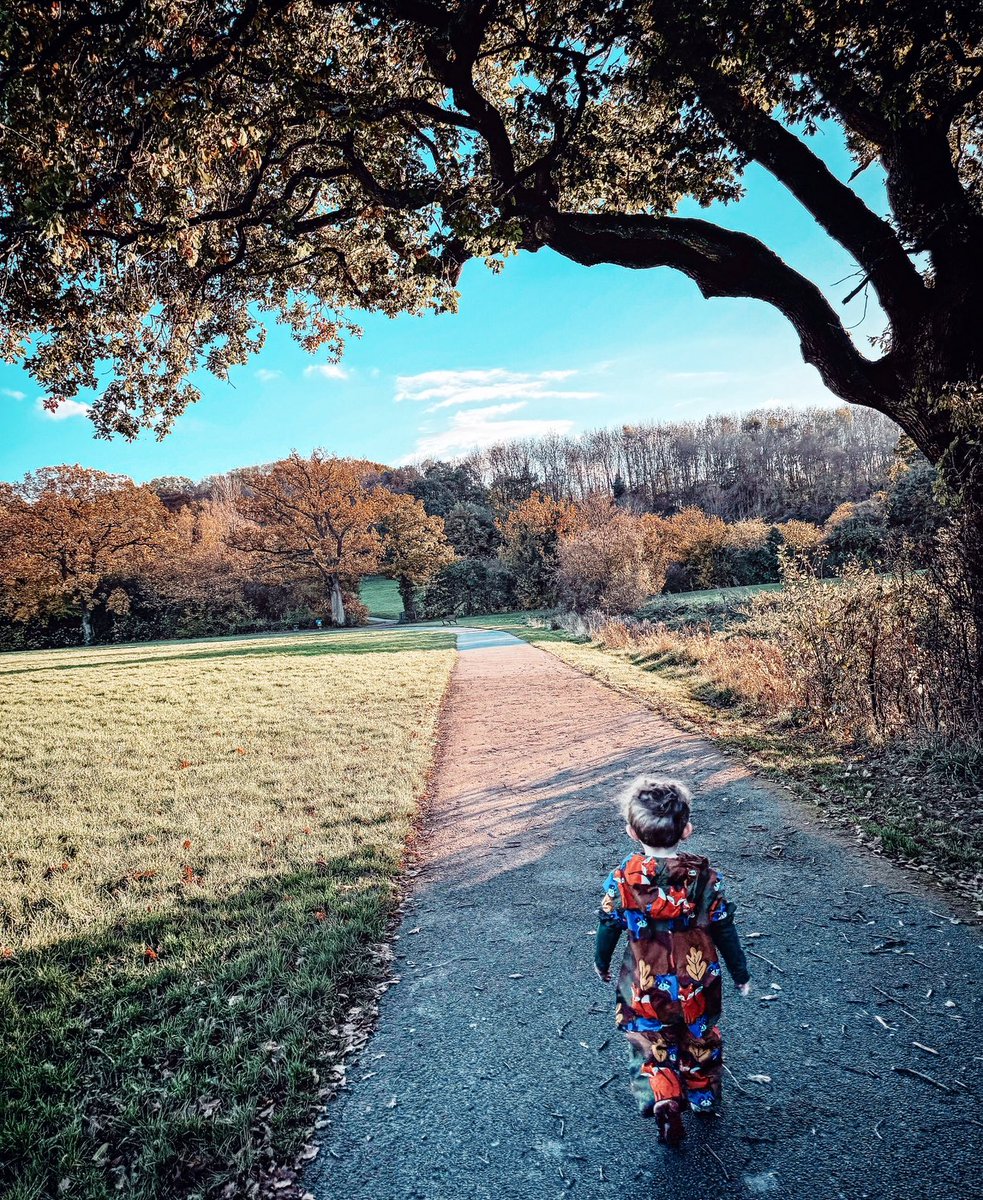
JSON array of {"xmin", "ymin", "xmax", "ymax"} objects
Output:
[
  {"xmin": 36, "ymin": 397, "xmax": 91, "ymax": 420},
  {"xmin": 254, "ymin": 368, "xmax": 283, "ymax": 382},
  {"xmin": 405, "ymin": 401, "xmax": 575, "ymax": 461},
  {"xmin": 2, "ymin": 387, "xmax": 26, "ymax": 401},
  {"xmin": 303, "ymin": 363, "xmax": 349, "ymax": 381},
  {"xmin": 395, "ymin": 367, "xmax": 597, "ymax": 412}
]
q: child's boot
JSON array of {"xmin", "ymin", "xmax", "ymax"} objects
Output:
[{"xmin": 655, "ymin": 1099, "xmax": 686, "ymax": 1148}]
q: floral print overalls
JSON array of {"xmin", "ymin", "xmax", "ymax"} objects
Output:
[{"xmin": 599, "ymin": 850, "xmax": 729, "ymax": 1113}]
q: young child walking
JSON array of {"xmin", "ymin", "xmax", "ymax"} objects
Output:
[{"xmin": 594, "ymin": 776, "xmax": 750, "ymax": 1147}]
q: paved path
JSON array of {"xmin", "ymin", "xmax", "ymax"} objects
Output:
[{"xmin": 307, "ymin": 637, "xmax": 983, "ymax": 1200}]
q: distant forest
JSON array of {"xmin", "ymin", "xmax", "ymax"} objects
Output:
[{"xmin": 450, "ymin": 405, "xmax": 899, "ymax": 521}]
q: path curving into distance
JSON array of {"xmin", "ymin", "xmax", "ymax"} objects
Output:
[{"xmin": 307, "ymin": 633, "xmax": 982, "ymax": 1200}]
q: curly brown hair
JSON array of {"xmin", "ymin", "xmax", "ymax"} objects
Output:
[{"xmin": 619, "ymin": 776, "xmax": 692, "ymax": 849}]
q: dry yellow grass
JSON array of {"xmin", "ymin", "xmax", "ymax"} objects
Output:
[{"xmin": 0, "ymin": 627, "xmax": 455, "ymax": 1199}]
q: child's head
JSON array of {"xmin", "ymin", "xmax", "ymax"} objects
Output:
[{"xmin": 619, "ymin": 776, "xmax": 693, "ymax": 850}]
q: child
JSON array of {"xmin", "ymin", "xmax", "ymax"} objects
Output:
[{"xmin": 594, "ymin": 776, "xmax": 750, "ymax": 1147}]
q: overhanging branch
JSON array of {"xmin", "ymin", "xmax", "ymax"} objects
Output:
[{"xmin": 544, "ymin": 211, "xmax": 902, "ymax": 410}]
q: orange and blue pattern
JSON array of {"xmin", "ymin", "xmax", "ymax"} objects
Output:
[{"xmin": 600, "ymin": 851, "xmax": 728, "ymax": 1113}]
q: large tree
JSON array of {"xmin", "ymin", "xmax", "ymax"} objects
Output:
[
  {"xmin": 3, "ymin": 3, "xmax": 983, "ymax": 632},
  {"xmin": 230, "ymin": 451, "xmax": 386, "ymax": 624},
  {"xmin": 0, "ymin": 465, "xmax": 169, "ymax": 643}
]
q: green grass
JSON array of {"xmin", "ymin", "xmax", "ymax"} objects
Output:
[
  {"xmin": 359, "ymin": 575, "xmax": 403, "ymax": 620},
  {"xmin": 0, "ymin": 628, "xmax": 455, "ymax": 1199},
  {"xmin": 636, "ymin": 582, "xmax": 781, "ymax": 621}
]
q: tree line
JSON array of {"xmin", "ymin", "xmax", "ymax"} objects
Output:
[
  {"xmin": 0, "ymin": 403, "xmax": 941, "ymax": 648},
  {"xmin": 458, "ymin": 406, "xmax": 899, "ymax": 520}
]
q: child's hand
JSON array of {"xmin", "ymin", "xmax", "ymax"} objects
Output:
[
  {"xmin": 594, "ymin": 965, "xmax": 611, "ymax": 983},
  {"xmin": 737, "ymin": 981, "xmax": 751, "ymax": 997}
]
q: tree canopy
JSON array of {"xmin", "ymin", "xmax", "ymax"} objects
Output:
[
  {"xmin": 3, "ymin": 3, "xmax": 983, "ymax": 548},
  {"xmin": 0, "ymin": 465, "xmax": 168, "ymax": 641}
]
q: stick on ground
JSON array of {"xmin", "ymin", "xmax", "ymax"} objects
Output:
[{"xmin": 748, "ymin": 949, "xmax": 785, "ymax": 974}]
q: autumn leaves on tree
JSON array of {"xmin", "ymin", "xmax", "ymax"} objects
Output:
[
  {"xmin": 0, "ymin": 467, "xmax": 168, "ymax": 644},
  {"xmin": 2, "ymin": 3, "xmax": 982, "ymax": 580},
  {"xmin": 0, "ymin": 456, "xmax": 455, "ymax": 641}
]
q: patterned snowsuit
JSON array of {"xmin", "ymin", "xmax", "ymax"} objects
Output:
[{"xmin": 599, "ymin": 851, "xmax": 730, "ymax": 1113}]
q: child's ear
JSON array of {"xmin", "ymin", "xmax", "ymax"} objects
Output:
[
  {"xmin": 626, "ymin": 822, "xmax": 640, "ymax": 842},
  {"xmin": 681, "ymin": 821, "xmax": 694, "ymax": 841}
]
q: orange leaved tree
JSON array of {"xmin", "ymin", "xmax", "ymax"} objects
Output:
[
  {"xmin": 379, "ymin": 493, "xmax": 454, "ymax": 622},
  {"xmin": 229, "ymin": 452, "xmax": 385, "ymax": 626},
  {"xmin": 0, "ymin": 465, "xmax": 168, "ymax": 644}
]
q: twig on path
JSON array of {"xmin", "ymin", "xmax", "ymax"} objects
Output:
[
  {"xmin": 873, "ymin": 1120, "xmax": 883, "ymax": 1141},
  {"xmin": 841, "ymin": 1064, "xmax": 881, "ymax": 1080},
  {"xmin": 912, "ymin": 1042, "xmax": 939, "ymax": 1055},
  {"xmin": 723, "ymin": 1064, "xmax": 753, "ymax": 1096},
  {"xmin": 550, "ymin": 1111, "xmax": 566, "ymax": 1139},
  {"xmin": 599, "ymin": 1166, "xmax": 606, "ymax": 1183},
  {"xmin": 706, "ymin": 1145, "xmax": 731, "ymax": 1181},
  {"xmin": 893, "ymin": 1066, "xmax": 953, "ymax": 1093},
  {"xmin": 556, "ymin": 1019, "xmax": 571, "ymax": 1036},
  {"xmin": 598, "ymin": 1074, "xmax": 616, "ymax": 1090},
  {"xmin": 872, "ymin": 985, "xmax": 916, "ymax": 1020},
  {"xmin": 748, "ymin": 949, "xmax": 785, "ymax": 974},
  {"xmin": 757, "ymin": 892, "xmax": 782, "ymax": 901}
]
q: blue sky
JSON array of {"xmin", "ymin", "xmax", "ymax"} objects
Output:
[{"xmin": 0, "ymin": 127, "xmax": 890, "ymax": 483}]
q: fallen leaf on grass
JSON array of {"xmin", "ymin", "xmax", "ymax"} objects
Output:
[{"xmin": 177, "ymin": 760, "xmax": 192, "ymax": 770}]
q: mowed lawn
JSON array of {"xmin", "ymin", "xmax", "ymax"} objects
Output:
[
  {"xmin": 358, "ymin": 575, "xmax": 404, "ymax": 620},
  {"xmin": 0, "ymin": 628, "xmax": 455, "ymax": 1200}
]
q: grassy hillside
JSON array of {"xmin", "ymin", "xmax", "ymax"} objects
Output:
[
  {"xmin": 359, "ymin": 575, "xmax": 403, "ymax": 620},
  {"xmin": 0, "ymin": 628, "xmax": 455, "ymax": 1199}
]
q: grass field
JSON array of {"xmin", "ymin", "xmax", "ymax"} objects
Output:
[
  {"xmin": 636, "ymin": 582, "xmax": 780, "ymax": 622},
  {"xmin": 359, "ymin": 576, "xmax": 403, "ymax": 620},
  {"xmin": 0, "ymin": 627, "xmax": 455, "ymax": 1200}
]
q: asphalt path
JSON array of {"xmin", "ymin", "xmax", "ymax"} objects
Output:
[{"xmin": 307, "ymin": 635, "xmax": 983, "ymax": 1200}]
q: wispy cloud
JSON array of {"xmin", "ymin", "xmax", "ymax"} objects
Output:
[
  {"xmin": 255, "ymin": 368, "xmax": 283, "ymax": 383},
  {"xmin": 395, "ymin": 368, "xmax": 597, "ymax": 412},
  {"xmin": 36, "ymin": 397, "xmax": 90, "ymax": 421},
  {"xmin": 2, "ymin": 387, "xmax": 26, "ymax": 401},
  {"xmin": 404, "ymin": 401, "xmax": 575, "ymax": 461},
  {"xmin": 303, "ymin": 363, "xmax": 349, "ymax": 381}
]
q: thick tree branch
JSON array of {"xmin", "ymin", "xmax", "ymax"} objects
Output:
[
  {"xmin": 543, "ymin": 211, "xmax": 901, "ymax": 411},
  {"xmin": 692, "ymin": 77, "xmax": 926, "ymax": 327}
]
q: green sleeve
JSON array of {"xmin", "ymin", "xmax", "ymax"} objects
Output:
[{"xmin": 594, "ymin": 921, "xmax": 622, "ymax": 974}]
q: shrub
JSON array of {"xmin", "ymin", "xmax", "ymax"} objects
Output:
[{"xmin": 557, "ymin": 511, "xmax": 664, "ymax": 614}]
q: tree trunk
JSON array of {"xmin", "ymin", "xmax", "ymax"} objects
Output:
[
  {"xmin": 398, "ymin": 575, "xmax": 418, "ymax": 623},
  {"xmin": 330, "ymin": 577, "xmax": 346, "ymax": 626},
  {"xmin": 80, "ymin": 608, "xmax": 93, "ymax": 646}
]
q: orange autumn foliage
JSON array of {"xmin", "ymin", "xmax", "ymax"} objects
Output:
[
  {"xmin": 0, "ymin": 465, "xmax": 168, "ymax": 643},
  {"xmin": 229, "ymin": 452, "xmax": 387, "ymax": 625}
]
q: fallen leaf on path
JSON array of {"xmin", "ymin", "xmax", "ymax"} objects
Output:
[{"xmin": 747, "ymin": 1074, "xmax": 772, "ymax": 1084}]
